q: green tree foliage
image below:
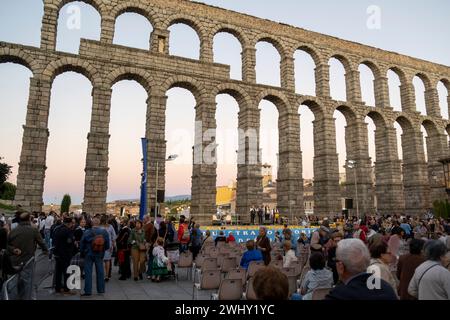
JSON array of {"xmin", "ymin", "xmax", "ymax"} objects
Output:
[
  {"xmin": 432, "ymin": 199, "xmax": 450, "ymax": 219},
  {"xmin": 0, "ymin": 157, "xmax": 12, "ymax": 185},
  {"xmin": 0, "ymin": 182, "xmax": 16, "ymax": 200},
  {"xmin": 61, "ymin": 194, "xmax": 71, "ymax": 214}
]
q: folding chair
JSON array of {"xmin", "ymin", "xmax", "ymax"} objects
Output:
[
  {"xmin": 209, "ymin": 248, "xmax": 219, "ymax": 258},
  {"xmin": 221, "ymin": 257, "xmax": 238, "ymax": 273},
  {"xmin": 193, "ymin": 269, "xmax": 221, "ymax": 300},
  {"xmin": 289, "ymin": 260, "xmax": 303, "ymax": 277},
  {"xmin": 281, "ymin": 267, "xmax": 297, "ymax": 278},
  {"xmin": 243, "ymin": 277, "xmax": 257, "ymax": 300},
  {"xmin": 194, "ymin": 257, "xmax": 218, "ymax": 283},
  {"xmin": 286, "ymin": 275, "xmax": 298, "ymax": 297},
  {"xmin": 176, "ymin": 251, "xmax": 193, "ymax": 281},
  {"xmin": 311, "ymin": 287, "xmax": 332, "ymax": 300},
  {"xmin": 217, "ymin": 253, "xmax": 230, "ymax": 268},
  {"xmin": 247, "ymin": 261, "xmax": 265, "ymax": 278},
  {"xmin": 226, "ymin": 268, "xmax": 247, "ymax": 285},
  {"xmin": 212, "ymin": 279, "xmax": 243, "ymax": 300},
  {"xmin": 269, "ymin": 260, "xmax": 283, "ymax": 269}
]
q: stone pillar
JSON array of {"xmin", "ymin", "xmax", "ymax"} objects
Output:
[
  {"xmin": 100, "ymin": 16, "xmax": 115, "ymax": 44},
  {"xmin": 402, "ymin": 129, "xmax": 430, "ymax": 215},
  {"xmin": 200, "ymin": 35, "xmax": 214, "ymax": 63},
  {"xmin": 40, "ymin": 3, "xmax": 59, "ymax": 51},
  {"xmin": 236, "ymin": 105, "xmax": 263, "ymax": 224},
  {"xmin": 344, "ymin": 119, "xmax": 375, "ymax": 217},
  {"xmin": 424, "ymin": 88, "xmax": 441, "ymax": 118},
  {"xmin": 150, "ymin": 28, "xmax": 170, "ymax": 54},
  {"xmin": 312, "ymin": 110, "xmax": 341, "ymax": 215},
  {"xmin": 374, "ymin": 76, "xmax": 391, "ymax": 109},
  {"xmin": 82, "ymin": 86, "xmax": 112, "ymax": 214},
  {"xmin": 146, "ymin": 95, "xmax": 167, "ymax": 215},
  {"xmin": 374, "ymin": 127, "xmax": 405, "ymax": 215},
  {"xmin": 426, "ymin": 133, "xmax": 448, "ymax": 202},
  {"xmin": 15, "ymin": 77, "xmax": 52, "ymax": 212},
  {"xmin": 190, "ymin": 96, "xmax": 217, "ymax": 225},
  {"xmin": 400, "ymin": 82, "xmax": 416, "ymax": 113},
  {"xmin": 242, "ymin": 46, "xmax": 256, "ymax": 84},
  {"xmin": 281, "ymin": 56, "xmax": 295, "ymax": 92},
  {"xmin": 345, "ymin": 70, "xmax": 362, "ymax": 103},
  {"xmin": 277, "ymin": 111, "xmax": 304, "ymax": 219},
  {"xmin": 315, "ymin": 64, "xmax": 330, "ymax": 98}
]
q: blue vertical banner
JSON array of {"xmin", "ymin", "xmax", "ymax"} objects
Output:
[{"xmin": 139, "ymin": 138, "xmax": 148, "ymax": 220}]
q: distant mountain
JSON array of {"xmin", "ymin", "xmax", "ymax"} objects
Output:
[{"xmin": 165, "ymin": 195, "xmax": 191, "ymax": 202}]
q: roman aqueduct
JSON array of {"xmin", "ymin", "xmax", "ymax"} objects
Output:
[{"xmin": 1, "ymin": 0, "xmax": 450, "ymax": 224}]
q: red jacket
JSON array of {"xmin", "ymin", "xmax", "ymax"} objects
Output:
[
  {"xmin": 227, "ymin": 234, "xmax": 235, "ymax": 243},
  {"xmin": 178, "ymin": 223, "xmax": 189, "ymax": 244}
]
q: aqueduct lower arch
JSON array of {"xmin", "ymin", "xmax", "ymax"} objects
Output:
[{"xmin": 2, "ymin": 0, "xmax": 450, "ymax": 223}]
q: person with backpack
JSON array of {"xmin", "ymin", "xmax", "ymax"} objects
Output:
[
  {"xmin": 79, "ymin": 217, "xmax": 110, "ymax": 297},
  {"xmin": 177, "ymin": 216, "xmax": 190, "ymax": 253}
]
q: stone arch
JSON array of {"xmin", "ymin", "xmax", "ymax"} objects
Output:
[
  {"xmin": 295, "ymin": 45, "xmax": 323, "ymax": 66},
  {"xmin": 164, "ymin": 15, "xmax": 206, "ymax": 42},
  {"xmin": 387, "ymin": 66, "xmax": 408, "ymax": 86},
  {"xmin": 333, "ymin": 104, "xmax": 358, "ymax": 125},
  {"xmin": 0, "ymin": 50, "xmax": 38, "ymax": 76},
  {"xmin": 56, "ymin": 0, "xmax": 106, "ymax": 17},
  {"xmin": 42, "ymin": 57, "xmax": 101, "ymax": 87},
  {"xmin": 328, "ymin": 53, "xmax": 352, "ymax": 74},
  {"xmin": 415, "ymin": 72, "xmax": 432, "ymax": 91},
  {"xmin": 254, "ymin": 35, "xmax": 286, "ymax": 59},
  {"xmin": 359, "ymin": 59, "xmax": 382, "ymax": 79},
  {"xmin": 106, "ymin": 67, "xmax": 154, "ymax": 95},
  {"xmin": 422, "ymin": 119, "xmax": 441, "ymax": 137},
  {"xmin": 212, "ymin": 26, "xmax": 248, "ymax": 49},
  {"xmin": 440, "ymin": 78, "xmax": 450, "ymax": 92},
  {"xmin": 298, "ymin": 97, "xmax": 325, "ymax": 119},
  {"xmin": 257, "ymin": 89, "xmax": 290, "ymax": 116},
  {"xmin": 366, "ymin": 110, "xmax": 387, "ymax": 129},
  {"xmin": 110, "ymin": 3, "xmax": 156, "ymax": 27},
  {"xmin": 212, "ymin": 83, "xmax": 253, "ymax": 109},
  {"xmin": 161, "ymin": 75, "xmax": 206, "ymax": 101}
]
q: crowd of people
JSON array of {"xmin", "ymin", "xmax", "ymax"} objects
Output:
[{"xmin": 0, "ymin": 209, "xmax": 450, "ymax": 300}]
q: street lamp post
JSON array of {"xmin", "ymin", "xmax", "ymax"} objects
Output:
[
  {"xmin": 154, "ymin": 154, "xmax": 178, "ymax": 222},
  {"xmin": 346, "ymin": 160, "xmax": 359, "ymax": 221}
]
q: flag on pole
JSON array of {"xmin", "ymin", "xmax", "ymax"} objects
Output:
[{"xmin": 139, "ymin": 138, "xmax": 148, "ymax": 220}]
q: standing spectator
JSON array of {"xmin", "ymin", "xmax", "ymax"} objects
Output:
[
  {"xmin": 408, "ymin": 240, "xmax": 450, "ymax": 300},
  {"xmin": 0, "ymin": 213, "xmax": 5, "ymax": 223},
  {"xmin": 256, "ymin": 227, "xmax": 271, "ymax": 265},
  {"xmin": 43, "ymin": 212, "xmax": 55, "ymax": 248},
  {"xmin": 325, "ymin": 239, "xmax": 397, "ymax": 300},
  {"xmin": 100, "ymin": 215, "xmax": 116, "ymax": 282},
  {"xmin": 166, "ymin": 217, "xmax": 177, "ymax": 244},
  {"xmin": 143, "ymin": 215, "xmax": 156, "ymax": 280},
  {"xmin": 52, "ymin": 217, "xmax": 76, "ymax": 294},
  {"xmin": 151, "ymin": 237, "xmax": 170, "ymax": 282},
  {"xmin": 79, "ymin": 217, "xmax": 110, "ymax": 297},
  {"xmin": 6, "ymin": 212, "xmax": 48, "ymax": 299},
  {"xmin": 201, "ymin": 230, "xmax": 214, "ymax": 249},
  {"xmin": 400, "ymin": 218, "xmax": 412, "ymax": 239},
  {"xmin": 397, "ymin": 239, "xmax": 426, "ymax": 300},
  {"xmin": 297, "ymin": 252, "xmax": 333, "ymax": 300},
  {"xmin": 239, "ymin": 240, "xmax": 263, "ymax": 270},
  {"xmin": 116, "ymin": 218, "xmax": 131, "ymax": 281},
  {"xmin": 250, "ymin": 207, "xmax": 256, "ymax": 225},
  {"xmin": 190, "ymin": 224, "xmax": 203, "ymax": 260},
  {"xmin": 257, "ymin": 207, "xmax": 264, "ymax": 225},
  {"xmin": 177, "ymin": 215, "xmax": 190, "ymax": 253},
  {"xmin": 128, "ymin": 220, "xmax": 147, "ymax": 281}
]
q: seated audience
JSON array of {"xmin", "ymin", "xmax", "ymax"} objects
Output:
[
  {"xmin": 240, "ymin": 240, "xmax": 263, "ymax": 270},
  {"xmin": 253, "ymin": 267, "xmax": 289, "ymax": 300}
]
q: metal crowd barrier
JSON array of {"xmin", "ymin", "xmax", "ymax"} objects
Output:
[{"xmin": 1, "ymin": 256, "xmax": 35, "ymax": 300}]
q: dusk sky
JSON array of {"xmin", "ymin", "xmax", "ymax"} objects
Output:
[{"xmin": 0, "ymin": 0, "xmax": 449, "ymax": 204}]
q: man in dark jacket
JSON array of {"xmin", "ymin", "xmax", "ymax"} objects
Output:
[
  {"xmin": 52, "ymin": 217, "xmax": 76, "ymax": 294},
  {"xmin": 6, "ymin": 212, "xmax": 48, "ymax": 299},
  {"xmin": 325, "ymin": 238, "xmax": 397, "ymax": 300}
]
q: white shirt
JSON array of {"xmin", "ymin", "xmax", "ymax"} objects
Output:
[
  {"xmin": 283, "ymin": 249, "xmax": 298, "ymax": 268},
  {"xmin": 44, "ymin": 215, "xmax": 54, "ymax": 230}
]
